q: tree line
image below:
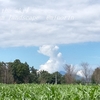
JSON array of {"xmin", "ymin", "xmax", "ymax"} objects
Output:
[{"xmin": 0, "ymin": 59, "xmax": 100, "ymax": 84}]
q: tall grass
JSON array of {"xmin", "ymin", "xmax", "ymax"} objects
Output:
[{"xmin": 0, "ymin": 84, "xmax": 100, "ymax": 100}]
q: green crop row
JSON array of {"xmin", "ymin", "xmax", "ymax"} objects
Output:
[{"xmin": 0, "ymin": 84, "xmax": 100, "ymax": 100}]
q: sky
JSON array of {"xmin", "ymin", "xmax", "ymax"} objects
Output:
[{"xmin": 0, "ymin": 0, "xmax": 100, "ymax": 73}]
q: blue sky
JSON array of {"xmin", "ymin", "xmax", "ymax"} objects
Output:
[
  {"xmin": 0, "ymin": 0, "xmax": 100, "ymax": 72},
  {"xmin": 59, "ymin": 42, "xmax": 100, "ymax": 66},
  {"xmin": 0, "ymin": 42, "xmax": 100, "ymax": 72},
  {"xmin": 0, "ymin": 46, "xmax": 48, "ymax": 68}
]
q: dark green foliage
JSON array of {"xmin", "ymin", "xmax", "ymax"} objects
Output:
[
  {"xmin": 49, "ymin": 72, "xmax": 63, "ymax": 84},
  {"xmin": 0, "ymin": 59, "xmax": 66, "ymax": 84},
  {"xmin": 9, "ymin": 59, "xmax": 30, "ymax": 83},
  {"xmin": 1, "ymin": 59, "xmax": 100, "ymax": 84},
  {"xmin": 38, "ymin": 70, "xmax": 51, "ymax": 83},
  {"xmin": 29, "ymin": 66, "xmax": 39, "ymax": 83}
]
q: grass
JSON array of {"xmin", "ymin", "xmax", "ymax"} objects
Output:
[{"xmin": 0, "ymin": 84, "xmax": 100, "ymax": 100}]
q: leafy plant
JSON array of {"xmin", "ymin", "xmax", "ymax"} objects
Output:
[{"xmin": 0, "ymin": 84, "xmax": 100, "ymax": 100}]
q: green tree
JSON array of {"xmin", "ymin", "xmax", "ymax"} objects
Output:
[
  {"xmin": 6, "ymin": 62, "xmax": 14, "ymax": 84},
  {"xmin": 29, "ymin": 66, "xmax": 38, "ymax": 83},
  {"xmin": 11, "ymin": 59, "xmax": 30, "ymax": 83},
  {"xmin": 38, "ymin": 70, "xmax": 51, "ymax": 84},
  {"xmin": 0, "ymin": 62, "xmax": 14, "ymax": 84},
  {"xmin": 0, "ymin": 62, "xmax": 6, "ymax": 83},
  {"xmin": 49, "ymin": 72, "xmax": 63, "ymax": 84},
  {"xmin": 92, "ymin": 67, "xmax": 100, "ymax": 84}
]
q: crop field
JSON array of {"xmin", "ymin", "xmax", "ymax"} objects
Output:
[{"xmin": 0, "ymin": 84, "xmax": 100, "ymax": 100}]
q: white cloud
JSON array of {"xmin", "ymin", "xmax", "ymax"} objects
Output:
[
  {"xmin": 0, "ymin": 0, "xmax": 100, "ymax": 47},
  {"xmin": 38, "ymin": 45, "xmax": 65, "ymax": 73},
  {"xmin": 77, "ymin": 70, "xmax": 85, "ymax": 77}
]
